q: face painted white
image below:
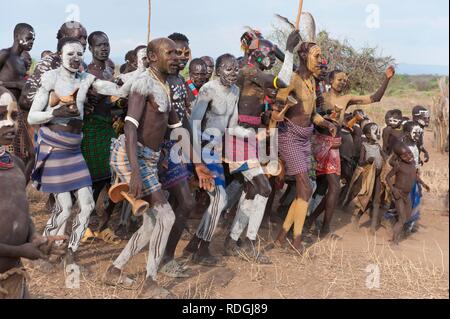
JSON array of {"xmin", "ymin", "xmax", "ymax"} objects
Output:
[
  {"xmin": 411, "ymin": 125, "xmax": 422, "ymax": 142},
  {"xmin": 388, "ymin": 117, "xmax": 401, "ymax": 127},
  {"xmin": 369, "ymin": 124, "xmax": 379, "ymax": 141},
  {"xmin": 418, "ymin": 119, "xmax": 426, "ymax": 127},
  {"xmin": 0, "ymin": 93, "xmax": 18, "ymax": 129},
  {"xmin": 62, "ymin": 42, "xmax": 84, "ymax": 73},
  {"xmin": 137, "ymin": 48, "xmax": 147, "ymax": 70}
]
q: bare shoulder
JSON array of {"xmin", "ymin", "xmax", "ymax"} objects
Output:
[
  {"xmin": 0, "ymin": 48, "xmax": 11, "ymax": 58},
  {"xmin": 41, "ymin": 68, "xmax": 61, "ymax": 90},
  {"xmin": 199, "ymin": 81, "xmax": 216, "ymax": 97},
  {"xmin": 130, "ymin": 72, "xmax": 157, "ymax": 97}
]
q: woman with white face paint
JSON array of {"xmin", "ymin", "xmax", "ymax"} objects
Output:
[{"xmin": 27, "ymin": 38, "xmax": 127, "ymax": 267}]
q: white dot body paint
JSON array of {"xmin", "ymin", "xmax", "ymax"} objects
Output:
[{"xmin": 12, "ymin": 221, "xmax": 19, "ymax": 233}]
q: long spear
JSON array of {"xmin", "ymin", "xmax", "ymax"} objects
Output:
[
  {"xmin": 147, "ymin": 0, "xmax": 152, "ymax": 43},
  {"xmin": 295, "ymin": 0, "xmax": 304, "ymax": 30}
]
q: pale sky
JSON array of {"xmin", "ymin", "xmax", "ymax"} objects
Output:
[{"xmin": 1, "ymin": 0, "xmax": 449, "ymax": 67}]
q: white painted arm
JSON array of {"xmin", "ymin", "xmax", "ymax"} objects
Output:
[
  {"xmin": 92, "ymin": 79, "xmax": 127, "ymax": 98},
  {"xmin": 227, "ymin": 105, "xmax": 256, "ymax": 139},
  {"xmin": 28, "ymin": 85, "xmax": 54, "ymax": 125},
  {"xmin": 278, "ymin": 51, "xmax": 294, "ymax": 85}
]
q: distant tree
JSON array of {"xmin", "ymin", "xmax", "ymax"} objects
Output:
[{"xmin": 269, "ymin": 25, "xmax": 396, "ymax": 94}]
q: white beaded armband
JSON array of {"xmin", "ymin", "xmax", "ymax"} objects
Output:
[{"xmin": 125, "ymin": 116, "xmax": 140, "ymax": 128}]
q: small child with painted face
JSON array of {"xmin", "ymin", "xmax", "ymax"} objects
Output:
[
  {"xmin": 382, "ymin": 109, "xmax": 404, "ymax": 156},
  {"xmin": 401, "ymin": 121, "xmax": 431, "ymax": 233},
  {"xmin": 347, "ymin": 122, "xmax": 385, "ymax": 233},
  {"xmin": 386, "ymin": 142, "xmax": 417, "ymax": 244},
  {"xmin": 412, "ymin": 105, "xmax": 430, "ymax": 165}
]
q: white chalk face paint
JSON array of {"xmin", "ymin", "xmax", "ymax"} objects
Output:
[
  {"xmin": 137, "ymin": 48, "xmax": 147, "ymax": 69},
  {"xmin": 217, "ymin": 59, "xmax": 239, "ymax": 87},
  {"xmin": 369, "ymin": 124, "xmax": 379, "ymax": 141},
  {"xmin": 388, "ymin": 117, "xmax": 401, "ymax": 128},
  {"xmin": 18, "ymin": 30, "xmax": 35, "ymax": 51},
  {"xmin": 62, "ymin": 42, "xmax": 84, "ymax": 73},
  {"xmin": 0, "ymin": 93, "xmax": 18, "ymax": 130},
  {"xmin": 411, "ymin": 125, "xmax": 422, "ymax": 143}
]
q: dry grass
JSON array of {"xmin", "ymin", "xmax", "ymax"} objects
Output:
[{"xmin": 221, "ymin": 231, "xmax": 448, "ymax": 299}]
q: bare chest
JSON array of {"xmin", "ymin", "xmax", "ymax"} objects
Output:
[
  {"xmin": 0, "ymin": 55, "xmax": 27, "ymax": 80},
  {"xmin": 208, "ymin": 92, "xmax": 238, "ymax": 117},
  {"xmin": 0, "ymin": 168, "xmax": 29, "ymax": 245}
]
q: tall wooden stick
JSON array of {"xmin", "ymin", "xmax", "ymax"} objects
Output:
[
  {"xmin": 147, "ymin": 0, "xmax": 152, "ymax": 43},
  {"xmin": 295, "ymin": 0, "xmax": 304, "ymax": 30}
]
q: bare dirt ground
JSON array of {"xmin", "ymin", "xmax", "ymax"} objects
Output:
[{"xmin": 24, "ymin": 95, "xmax": 449, "ymax": 299}]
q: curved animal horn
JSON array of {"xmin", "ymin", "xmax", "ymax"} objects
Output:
[
  {"xmin": 274, "ymin": 14, "xmax": 296, "ymax": 30},
  {"xmin": 300, "ymin": 12, "xmax": 317, "ymax": 43}
]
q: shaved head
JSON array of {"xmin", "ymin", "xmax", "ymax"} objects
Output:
[{"xmin": 147, "ymin": 38, "xmax": 178, "ymax": 76}]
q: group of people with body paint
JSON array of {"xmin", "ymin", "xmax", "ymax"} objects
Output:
[{"xmin": 0, "ymin": 20, "xmax": 431, "ymax": 299}]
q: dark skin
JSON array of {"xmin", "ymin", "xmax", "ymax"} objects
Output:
[
  {"xmin": 382, "ymin": 113, "xmax": 404, "ymax": 155},
  {"xmin": 201, "ymin": 56, "xmax": 214, "ymax": 81},
  {"xmin": 161, "ymin": 38, "xmax": 197, "ymax": 265},
  {"xmin": 386, "ymin": 146, "xmax": 417, "ymax": 244},
  {"xmin": 189, "ymin": 62, "xmax": 208, "ymax": 89},
  {"xmin": 120, "ymin": 52, "xmax": 136, "ymax": 75},
  {"xmin": 235, "ymin": 32, "xmax": 301, "ymax": 200},
  {"xmin": 84, "ymin": 33, "xmax": 118, "ymax": 232},
  {"xmin": 108, "ymin": 38, "xmax": 212, "ymax": 289},
  {"xmin": 275, "ymin": 44, "xmax": 336, "ymax": 247},
  {"xmin": 173, "ymin": 40, "xmax": 191, "ymax": 72},
  {"xmin": 0, "ymin": 105, "xmax": 63, "ymax": 276},
  {"xmin": 0, "ymin": 26, "xmax": 35, "ymax": 100},
  {"xmin": 355, "ymin": 124, "xmax": 386, "ymax": 232},
  {"xmin": 85, "ymin": 33, "xmax": 115, "ymax": 117},
  {"xmin": 186, "ymin": 61, "xmax": 207, "ymax": 105}
]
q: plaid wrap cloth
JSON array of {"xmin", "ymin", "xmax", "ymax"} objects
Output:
[
  {"xmin": 278, "ymin": 120, "xmax": 314, "ymax": 176},
  {"xmin": 81, "ymin": 115, "xmax": 117, "ymax": 182},
  {"xmin": 312, "ymin": 133, "xmax": 342, "ymax": 176},
  {"xmin": 110, "ymin": 134, "xmax": 162, "ymax": 198}
]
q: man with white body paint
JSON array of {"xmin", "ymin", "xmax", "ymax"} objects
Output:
[
  {"xmin": 104, "ymin": 38, "xmax": 213, "ymax": 299},
  {"xmin": 28, "ymin": 38, "xmax": 127, "ymax": 267},
  {"xmin": 183, "ymin": 54, "xmax": 246, "ymax": 267}
]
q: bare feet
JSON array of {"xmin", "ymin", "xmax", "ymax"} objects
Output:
[
  {"xmin": 138, "ymin": 278, "xmax": 174, "ymax": 299},
  {"xmin": 103, "ymin": 265, "xmax": 136, "ymax": 289}
]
